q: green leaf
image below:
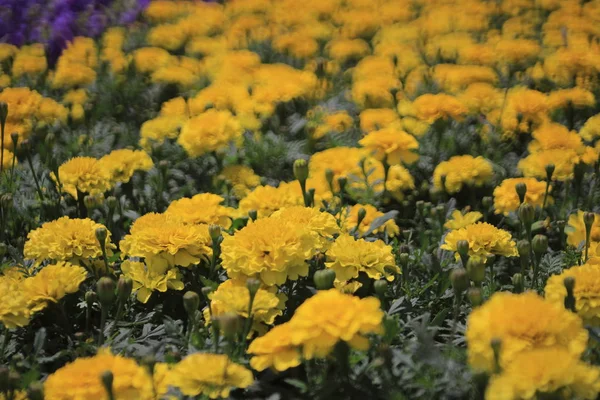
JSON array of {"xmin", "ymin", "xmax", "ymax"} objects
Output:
[
  {"xmin": 363, "ymin": 210, "xmax": 399, "ymax": 237},
  {"xmin": 430, "ymin": 308, "xmax": 450, "ymax": 327},
  {"xmin": 284, "ymin": 378, "xmax": 308, "ymax": 393}
]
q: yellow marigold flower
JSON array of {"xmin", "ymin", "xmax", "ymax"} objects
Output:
[
  {"xmin": 169, "ymin": 353, "xmax": 253, "ymax": 399},
  {"xmin": 359, "ymin": 108, "xmax": 400, "ymax": 132},
  {"xmin": 308, "ymin": 147, "xmax": 368, "ymax": 187},
  {"xmin": 165, "ymin": 193, "xmax": 234, "ymax": 228},
  {"xmin": 501, "ymin": 88, "xmax": 550, "ymax": 135},
  {"xmin": 340, "ymin": 204, "xmax": 400, "ymax": 238},
  {"xmin": 152, "ymin": 363, "xmax": 174, "ymax": 398},
  {"xmin": 545, "ymin": 262, "xmax": 600, "ymax": 325},
  {"xmin": 0, "ymin": 43, "xmax": 17, "ymax": 62},
  {"xmin": 312, "ymin": 111, "xmax": 354, "ymax": 140},
  {"xmin": 433, "ymin": 155, "xmax": 494, "ymax": 194},
  {"xmin": 466, "ymin": 292, "xmax": 588, "ymax": 373},
  {"xmin": 98, "ymin": 149, "xmax": 153, "ymax": 184},
  {"xmin": 24, "ymin": 217, "xmax": 114, "ymax": 266},
  {"xmin": 151, "ymin": 65, "xmax": 198, "ymax": 87},
  {"xmin": 44, "ymin": 350, "xmax": 154, "ymax": 400},
  {"xmin": 23, "ymin": 262, "xmax": 87, "ymax": 312},
  {"xmin": 566, "ymin": 210, "xmax": 600, "ymax": 248},
  {"xmin": 358, "ymin": 127, "xmax": 419, "ymax": 165},
  {"xmin": 139, "ymin": 116, "xmax": 185, "ymax": 149},
  {"xmin": 249, "ymin": 290, "xmax": 384, "ymax": 371},
  {"xmin": 121, "ymin": 260, "xmax": 184, "ymax": 303},
  {"xmin": 238, "ymin": 181, "xmax": 304, "ymax": 218},
  {"xmin": 0, "ymin": 276, "xmax": 32, "ymax": 329},
  {"xmin": 63, "ymin": 89, "xmax": 88, "ymax": 105},
  {"xmin": 459, "ymin": 83, "xmax": 504, "ymax": 114},
  {"xmin": 204, "ymin": 279, "xmax": 282, "ymax": 334},
  {"xmin": 486, "ymin": 347, "xmax": 600, "ymax": 400},
  {"xmin": 548, "ymin": 87, "xmax": 596, "ymax": 110},
  {"xmin": 518, "ymin": 148, "xmax": 590, "ymax": 181},
  {"xmin": 432, "ymin": 64, "xmax": 498, "ymax": 93},
  {"xmin": 444, "ymin": 210, "xmax": 483, "ymax": 230},
  {"xmin": 215, "ymin": 165, "xmax": 261, "ymax": 198},
  {"xmin": 326, "ymin": 234, "xmax": 398, "ymax": 286},
  {"xmin": 493, "ymin": 177, "xmax": 551, "ymax": 215},
  {"xmin": 270, "ymin": 206, "xmax": 340, "ymax": 251},
  {"xmin": 120, "ymin": 213, "xmax": 212, "ymax": 270},
  {"xmin": 413, "ymin": 93, "xmax": 468, "ymax": 123},
  {"xmin": 221, "ymin": 216, "xmax": 316, "ymax": 286},
  {"xmin": 327, "ymin": 38, "xmax": 370, "ymax": 63},
  {"xmin": 528, "ymin": 123, "xmax": 588, "ymax": 154},
  {"xmin": 177, "ymin": 110, "xmax": 242, "ymax": 158},
  {"xmin": 493, "ymin": 38, "xmax": 541, "ymax": 65},
  {"xmin": 273, "ymin": 32, "xmax": 319, "ymax": 59},
  {"xmin": 11, "ymin": 44, "xmax": 47, "ymax": 78},
  {"xmin": 581, "ymin": 114, "xmax": 600, "ymax": 141},
  {"xmin": 441, "ymin": 222, "xmax": 517, "ymax": 262},
  {"xmin": 248, "ymin": 322, "xmax": 301, "ymax": 372},
  {"xmin": 51, "ymin": 61, "xmax": 97, "ymax": 89},
  {"xmin": 351, "ymin": 76, "xmax": 399, "ymax": 109},
  {"xmin": 52, "ymin": 157, "xmax": 113, "ymax": 199},
  {"xmin": 1, "ymin": 149, "xmax": 16, "ymax": 171},
  {"xmin": 387, "ymin": 164, "xmax": 415, "ymax": 201},
  {"xmin": 133, "ymin": 47, "xmax": 175, "ymax": 74}
]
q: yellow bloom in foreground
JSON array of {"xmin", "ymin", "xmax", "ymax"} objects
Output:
[
  {"xmin": 433, "ymin": 155, "xmax": 494, "ymax": 194},
  {"xmin": 441, "ymin": 222, "xmax": 517, "ymax": 263},
  {"xmin": 44, "ymin": 350, "xmax": 154, "ymax": 400},
  {"xmin": 545, "ymin": 262, "xmax": 600, "ymax": 325},
  {"xmin": 444, "ymin": 210, "xmax": 483, "ymax": 230},
  {"xmin": 221, "ymin": 216, "xmax": 316, "ymax": 286},
  {"xmin": 24, "ymin": 217, "xmax": 114, "ymax": 266},
  {"xmin": 0, "ymin": 275, "xmax": 32, "ymax": 329},
  {"xmin": 169, "ymin": 353, "xmax": 253, "ymax": 399},
  {"xmin": 413, "ymin": 93, "xmax": 468, "ymax": 123},
  {"xmin": 466, "ymin": 292, "xmax": 588, "ymax": 373},
  {"xmin": 52, "ymin": 157, "xmax": 113, "ymax": 199},
  {"xmin": 23, "ymin": 262, "xmax": 87, "ymax": 312},
  {"xmin": 566, "ymin": 210, "xmax": 600, "ymax": 248},
  {"xmin": 165, "ymin": 193, "xmax": 234, "ymax": 228},
  {"xmin": 99, "ymin": 149, "xmax": 153, "ymax": 184},
  {"xmin": 121, "ymin": 260, "xmax": 184, "ymax": 304},
  {"xmin": 238, "ymin": 181, "xmax": 304, "ymax": 218},
  {"xmin": 120, "ymin": 213, "xmax": 212, "ymax": 270},
  {"xmin": 485, "ymin": 348, "xmax": 600, "ymax": 400},
  {"xmin": 270, "ymin": 206, "xmax": 340, "ymax": 251},
  {"xmin": 204, "ymin": 279, "xmax": 282, "ymax": 334},
  {"xmin": 340, "ymin": 204, "xmax": 400, "ymax": 237},
  {"xmin": 178, "ymin": 109, "xmax": 242, "ymax": 158},
  {"xmin": 326, "ymin": 234, "xmax": 398, "ymax": 286},
  {"xmin": 493, "ymin": 177, "xmax": 551, "ymax": 216},
  {"xmin": 358, "ymin": 127, "xmax": 419, "ymax": 165},
  {"xmin": 249, "ymin": 290, "xmax": 383, "ymax": 371}
]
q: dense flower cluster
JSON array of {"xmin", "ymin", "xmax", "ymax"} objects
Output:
[{"xmin": 442, "ymin": 222, "xmax": 518, "ymax": 262}]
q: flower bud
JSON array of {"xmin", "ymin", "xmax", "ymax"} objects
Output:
[
  {"xmin": 246, "ymin": 278, "xmax": 261, "ymax": 298},
  {"xmin": 10, "ymin": 132, "xmax": 18, "ymax": 148},
  {"xmin": 374, "ymin": 280, "xmax": 388, "ymax": 297},
  {"xmin": 158, "ymin": 160, "xmax": 168, "ymax": 171},
  {"xmin": 95, "ymin": 227, "xmax": 107, "ymax": 246},
  {"xmin": 337, "ymin": 176, "xmax": 347, "ymax": 192},
  {"xmin": 450, "ymin": 268, "xmax": 469, "ymax": 295},
  {"xmin": 208, "ymin": 224, "xmax": 221, "ymax": 242},
  {"xmin": 325, "ymin": 168, "xmax": 334, "ymax": 189},
  {"xmin": 466, "ymin": 258, "xmax": 485, "ymax": 283},
  {"xmin": 314, "ymin": 269, "xmax": 336, "ymax": 290},
  {"xmin": 27, "ymin": 382, "xmax": 44, "ymax": 400},
  {"xmin": 100, "ymin": 371, "xmax": 114, "ymax": 398},
  {"xmin": 248, "ymin": 209, "xmax": 258, "ymax": 221},
  {"xmin": 117, "ymin": 276, "xmax": 133, "ymax": 303},
  {"xmin": 84, "ymin": 195, "xmax": 98, "ymax": 210},
  {"xmin": 356, "ymin": 207, "xmax": 367, "ymax": 226},
  {"xmin": 293, "ymin": 159, "xmax": 309, "ymax": 182},
  {"xmin": 201, "ymin": 287, "xmax": 213, "ymax": 299},
  {"xmin": 214, "ymin": 313, "xmax": 241, "ymax": 339},
  {"xmin": 518, "ymin": 203, "xmax": 535, "ymax": 226},
  {"xmin": 532, "ymin": 234, "xmax": 548, "ymax": 255},
  {"xmin": 0, "ymin": 102, "xmax": 8, "ymax": 127},
  {"xmin": 85, "ymin": 291, "xmax": 97, "ymax": 306},
  {"xmin": 515, "ymin": 182, "xmax": 527, "ymax": 204},
  {"xmin": 545, "ymin": 164, "xmax": 555, "ymax": 181},
  {"xmin": 183, "ymin": 291, "xmax": 200, "ymax": 316},
  {"xmin": 584, "ymin": 212, "xmax": 595, "ymax": 231},
  {"xmin": 96, "ymin": 277, "xmax": 116, "ymax": 307},
  {"xmin": 564, "ymin": 276, "xmax": 576, "ymax": 312},
  {"xmin": 307, "ymin": 188, "xmax": 315, "ymax": 205},
  {"xmin": 141, "ymin": 355, "xmax": 156, "ymax": 376},
  {"xmin": 517, "ymin": 240, "xmax": 531, "ymax": 259},
  {"xmin": 482, "ymin": 196, "xmax": 493, "ymax": 209},
  {"xmin": 45, "ymin": 132, "xmax": 55, "ymax": 147},
  {"xmin": 399, "ymin": 252, "xmax": 409, "ymax": 268},
  {"xmin": 512, "ymin": 273, "xmax": 524, "ymax": 293},
  {"xmin": 456, "ymin": 240, "xmax": 470, "ymax": 261},
  {"xmin": 467, "ymin": 287, "xmax": 483, "ymax": 307},
  {"xmin": 416, "ymin": 200, "xmax": 424, "ymax": 214}
]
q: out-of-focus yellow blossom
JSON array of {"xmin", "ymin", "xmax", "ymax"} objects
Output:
[
  {"xmin": 248, "ymin": 322, "xmax": 301, "ymax": 372},
  {"xmin": 133, "ymin": 47, "xmax": 175, "ymax": 74},
  {"xmin": 204, "ymin": 279, "xmax": 282, "ymax": 334},
  {"xmin": 444, "ymin": 210, "xmax": 483, "ymax": 230},
  {"xmin": 151, "ymin": 65, "xmax": 198, "ymax": 87},
  {"xmin": 485, "ymin": 348, "xmax": 600, "ymax": 400},
  {"xmin": 273, "ymin": 32, "xmax": 319, "ymax": 59},
  {"xmin": 0, "ymin": 149, "xmax": 16, "ymax": 171},
  {"xmin": 121, "ymin": 260, "xmax": 184, "ymax": 303},
  {"xmin": 311, "ymin": 111, "xmax": 354, "ymax": 140},
  {"xmin": 0, "ymin": 43, "xmax": 17, "ymax": 62},
  {"xmin": 501, "ymin": 87, "xmax": 549, "ymax": 135},
  {"xmin": 51, "ymin": 37, "xmax": 97, "ymax": 89},
  {"xmin": 177, "ymin": 109, "xmax": 242, "ymax": 157},
  {"xmin": 340, "ymin": 204, "xmax": 400, "ymax": 237},
  {"xmin": 99, "ymin": 149, "xmax": 153, "ymax": 184},
  {"xmin": 52, "ymin": 157, "xmax": 113, "ymax": 199},
  {"xmin": 44, "ymin": 350, "xmax": 154, "ymax": 400},
  {"xmin": 270, "ymin": 206, "xmax": 340, "ymax": 251},
  {"xmin": 359, "ymin": 109, "xmax": 400, "ymax": 132},
  {"xmin": 566, "ymin": 210, "xmax": 600, "ymax": 248},
  {"xmin": 413, "ymin": 93, "xmax": 468, "ymax": 123},
  {"xmin": 215, "ymin": 165, "xmax": 261, "ymax": 198},
  {"xmin": 11, "ymin": 44, "xmax": 47, "ymax": 78},
  {"xmin": 238, "ymin": 181, "xmax": 304, "ymax": 218},
  {"xmin": 165, "ymin": 193, "xmax": 234, "ymax": 228},
  {"xmin": 441, "ymin": 222, "xmax": 517, "ymax": 262},
  {"xmin": 359, "ymin": 127, "xmax": 419, "ymax": 165},
  {"xmin": 493, "ymin": 38, "xmax": 541, "ymax": 65},
  {"xmin": 23, "ymin": 262, "xmax": 87, "ymax": 312},
  {"xmin": 580, "ymin": 114, "xmax": 600, "ymax": 141},
  {"xmin": 119, "ymin": 213, "xmax": 213, "ymax": 270},
  {"xmin": 0, "ymin": 275, "xmax": 33, "ymax": 329},
  {"xmin": 432, "ymin": 64, "xmax": 498, "ymax": 93},
  {"xmin": 386, "ymin": 164, "xmax": 415, "ymax": 201},
  {"xmin": 433, "ymin": 155, "xmax": 494, "ymax": 194},
  {"xmin": 459, "ymin": 83, "xmax": 504, "ymax": 115},
  {"xmin": 493, "ymin": 177, "xmax": 551, "ymax": 215},
  {"xmin": 466, "ymin": 291, "xmax": 588, "ymax": 373},
  {"xmin": 518, "ymin": 147, "xmax": 594, "ymax": 181},
  {"xmin": 169, "ymin": 353, "xmax": 253, "ymax": 399},
  {"xmin": 548, "ymin": 87, "xmax": 596, "ymax": 110},
  {"xmin": 327, "ymin": 38, "xmax": 371, "ymax": 63},
  {"xmin": 24, "ymin": 217, "xmax": 114, "ymax": 266}
]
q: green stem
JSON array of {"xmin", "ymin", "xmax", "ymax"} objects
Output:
[
  {"xmin": 0, "ymin": 329, "xmax": 10, "ymax": 361},
  {"xmin": 25, "ymin": 153, "xmax": 44, "ymax": 201},
  {"xmin": 99, "ymin": 307, "xmax": 107, "ymax": 346}
]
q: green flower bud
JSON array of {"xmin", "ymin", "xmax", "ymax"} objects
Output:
[
  {"xmin": 201, "ymin": 287, "xmax": 213, "ymax": 299},
  {"xmin": 518, "ymin": 203, "xmax": 535, "ymax": 226},
  {"xmin": 27, "ymin": 382, "xmax": 44, "ymax": 400},
  {"xmin": 183, "ymin": 291, "xmax": 200, "ymax": 316},
  {"xmin": 399, "ymin": 252, "xmax": 409, "ymax": 268},
  {"xmin": 246, "ymin": 278, "xmax": 261, "ymax": 298},
  {"xmin": 1, "ymin": 193, "xmax": 12, "ymax": 209},
  {"xmin": 564, "ymin": 276, "xmax": 576, "ymax": 312},
  {"xmin": 10, "ymin": 132, "xmax": 18, "ymax": 148},
  {"xmin": 0, "ymin": 102, "xmax": 8, "ymax": 126},
  {"xmin": 248, "ymin": 210, "xmax": 258, "ymax": 221},
  {"xmin": 293, "ymin": 159, "xmax": 309, "ymax": 182},
  {"xmin": 466, "ymin": 258, "xmax": 485, "ymax": 283},
  {"xmin": 106, "ymin": 196, "xmax": 118, "ymax": 210},
  {"xmin": 85, "ymin": 291, "xmax": 98, "ymax": 306},
  {"xmin": 96, "ymin": 277, "xmax": 116, "ymax": 307},
  {"xmin": 456, "ymin": 240, "xmax": 470, "ymax": 260},
  {"xmin": 314, "ymin": 269, "xmax": 336, "ymax": 290},
  {"xmin": 482, "ymin": 196, "xmax": 493, "ymax": 209},
  {"xmin": 117, "ymin": 276, "xmax": 133, "ymax": 303},
  {"xmin": 208, "ymin": 224, "xmax": 222, "ymax": 242},
  {"xmin": 337, "ymin": 176, "xmax": 347, "ymax": 192},
  {"xmin": 214, "ymin": 313, "xmax": 241, "ymax": 340},
  {"xmin": 450, "ymin": 268, "xmax": 469, "ymax": 295},
  {"xmin": 416, "ymin": 200, "xmax": 424, "ymax": 214},
  {"xmin": 515, "ymin": 182, "xmax": 527, "ymax": 204},
  {"xmin": 584, "ymin": 212, "xmax": 595, "ymax": 230},
  {"xmin": 532, "ymin": 234, "xmax": 548, "ymax": 255},
  {"xmin": 374, "ymin": 280, "xmax": 388, "ymax": 297},
  {"xmin": 325, "ymin": 168, "xmax": 334, "ymax": 189},
  {"xmin": 517, "ymin": 240, "xmax": 531, "ymax": 259},
  {"xmin": 545, "ymin": 164, "xmax": 555, "ymax": 181},
  {"xmin": 512, "ymin": 273, "xmax": 524, "ymax": 293},
  {"xmin": 467, "ymin": 287, "xmax": 483, "ymax": 307},
  {"xmin": 357, "ymin": 207, "xmax": 367, "ymax": 226},
  {"xmin": 95, "ymin": 227, "xmax": 107, "ymax": 246},
  {"xmin": 100, "ymin": 371, "xmax": 114, "ymax": 399},
  {"xmin": 45, "ymin": 132, "xmax": 55, "ymax": 147}
]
